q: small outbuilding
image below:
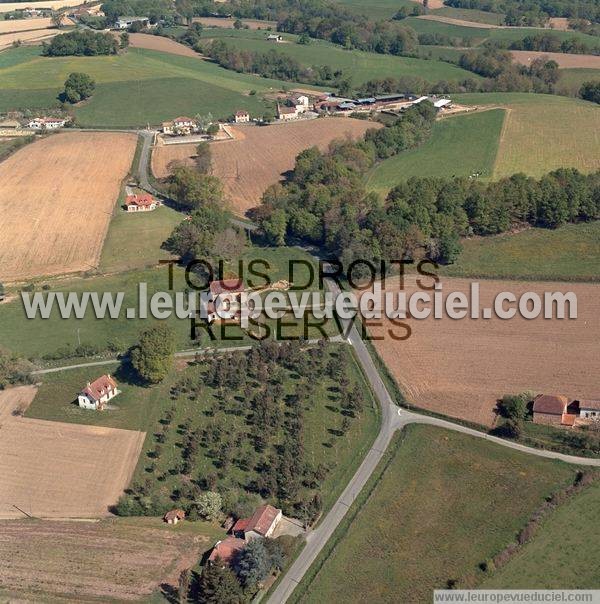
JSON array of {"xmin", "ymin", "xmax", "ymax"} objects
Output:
[
  {"xmin": 532, "ymin": 394, "xmax": 570, "ymax": 426},
  {"xmin": 164, "ymin": 509, "xmax": 186, "ymax": 525}
]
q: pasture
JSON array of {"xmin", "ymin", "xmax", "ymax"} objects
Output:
[
  {"xmin": 482, "ymin": 481, "xmax": 600, "ymax": 589},
  {"xmin": 298, "ymin": 424, "xmax": 577, "ymax": 603},
  {"xmin": 367, "ymin": 275, "xmax": 599, "ymax": 426},
  {"xmin": 194, "ymin": 16, "xmax": 277, "ymax": 30},
  {"xmin": 0, "ymin": 47, "xmax": 298, "ymax": 126},
  {"xmin": 198, "ymin": 29, "xmax": 482, "ymax": 86},
  {"xmin": 0, "ymin": 131, "xmax": 137, "ymax": 283},
  {"xmin": 152, "ymin": 118, "xmax": 382, "ymax": 214},
  {"xmin": 0, "ymin": 386, "xmax": 144, "ymax": 519},
  {"xmin": 559, "ymin": 68, "xmax": 600, "ymax": 95},
  {"xmin": 0, "ymin": 517, "xmax": 223, "ymax": 601},
  {"xmin": 366, "ymin": 108, "xmax": 504, "ymax": 195},
  {"xmin": 442, "ymin": 222, "xmax": 600, "ymax": 282}
]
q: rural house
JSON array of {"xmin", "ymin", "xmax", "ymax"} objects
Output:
[
  {"xmin": 290, "ymin": 93, "xmax": 310, "ymax": 112},
  {"xmin": 125, "ymin": 193, "xmax": 159, "ymax": 212},
  {"xmin": 208, "ymin": 537, "xmax": 246, "ymax": 566},
  {"xmin": 277, "ymin": 103, "xmax": 298, "ymax": 121},
  {"xmin": 232, "ymin": 504, "xmax": 282, "ymax": 541},
  {"xmin": 115, "ymin": 16, "xmax": 149, "ymax": 29},
  {"xmin": 78, "ymin": 375, "xmax": 119, "ymax": 410},
  {"xmin": 163, "ymin": 509, "xmax": 185, "ymax": 525},
  {"xmin": 578, "ymin": 399, "xmax": 600, "ymax": 420},
  {"xmin": 27, "ymin": 117, "xmax": 66, "ymax": 130},
  {"xmin": 204, "ymin": 278, "xmax": 247, "ymax": 323},
  {"xmin": 266, "ymin": 33, "xmax": 283, "ymax": 42},
  {"xmin": 234, "ymin": 110, "xmax": 250, "ymax": 123},
  {"xmin": 162, "ymin": 116, "xmax": 197, "ymax": 135}
]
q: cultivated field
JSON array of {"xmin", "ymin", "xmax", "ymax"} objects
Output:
[
  {"xmin": 0, "ymin": 386, "xmax": 144, "ymax": 519},
  {"xmin": 511, "ymin": 50, "xmax": 600, "ymax": 69},
  {"xmin": 126, "ymin": 32, "xmax": 202, "ymax": 58},
  {"xmin": 152, "ymin": 118, "xmax": 382, "ymax": 214},
  {"xmin": 0, "ymin": 0, "xmax": 81, "ymax": 12},
  {"xmin": 0, "ymin": 16, "xmax": 53, "ymax": 33},
  {"xmin": 416, "ymin": 13, "xmax": 498, "ymax": 28},
  {"xmin": 367, "ymin": 275, "xmax": 599, "ymax": 426},
  {"xmin": 0, "ymin": 517, "xmax": 223, "ymax": 601},
  {"xmin": 0, "ymin": 28, "xmax": 58, "ymax": 50},
  {"xmin": 299, "ymin": 425, "xmax": 576, "ymax": 603},
  {"xmin": 0, "ymin": 131, "xmax": 137, "ymax": 282}
]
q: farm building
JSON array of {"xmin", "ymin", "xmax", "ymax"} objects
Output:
[
  {"xmin": 232, "ymin": 504, "xmax": 282, "ymax": 541},
  {"xmin": 27, "ymin": 117, "xmax": 66, "ymax": 130},
  {"xmin": 266, "ymin": 34, "xmax": 283, "ymax": 42},
  {"xmin": 78, "ymin": 375, "xmax": 119, "ymax": 410},
  {"xmin": 163, "ymin": 509, "xmax": 185, "ymax": 525},
  {"xmin": 115, "ymin": 16, "xmax": 149, "ymax": 29},
  {"xmin": 234, "ymin": 110, "xmax": 250, "ymax": 123},
  {"xmin": 204, "ymin": 278, "xmax": 247, "ymax": 323},
  {"xmin": 208, "ymin": 537, "xmax": 246, "ymax": 566},
  {"xmin": 532, "ymin": 394, "xmax": 579, "ymax": 426},
  {"xmin": 578, "ymin": 399, "xmax": 600, "ymax": 420},
  {"xmin": 125, "ymin": 193, "xmax": 159, "ymax": 212},
  {"xmin": 290, "ymin": 94, "xmax": 310, "ymax": 112}
]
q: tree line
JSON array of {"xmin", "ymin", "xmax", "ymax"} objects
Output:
[
  {"xmin": 252, "ymin": 105, "xmax": 600, "ymax": 269},
  {"xmin": 42, "ymin": 30, "xmax": 119, "ymax": 56}
]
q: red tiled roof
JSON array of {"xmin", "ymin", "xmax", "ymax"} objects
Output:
[
  {"xmin": 126, "ymin": 194, "xmax": 155, "ymax": 207},
  {"xmin": 279, "ymin": 106, "xmax": 297, "ymax": 114},
  {"xmin": 533, "ymin": 394, "xmax": 568, "ymax": 416},
  {"xmin": 244, "ymin": 504, "xmax": 281, "ymax": 536},
  {"xmin": 210, "ymin": 278, "xmax": 245, "ymax": 296},
  {"xmin": 208, "ymin": 537, "xmax": 245, "ymax": 564},
  {"xmin": 232, "ymin": 517, "xmax": 249, "ymax": 532},
  {"xmin": 174, "ymin": 116, "xmax": 193, "ymax": 123},
  {"xmin": 82, "ymin": 375, "xmax": 117, "ymax": 401},
  {"xmin": 235, "ymin": 110, "xmax": 249, "ymax": 116}
]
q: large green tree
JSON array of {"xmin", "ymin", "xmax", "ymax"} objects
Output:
[
  {"xmin": 196, "ymin": 564, "xmax": 243, "ymax": 604},
  {"xmin": 130, "ymin": 325, "xmax": 175, "ymax": 383},
  {"xmin": 63, "ymin": 72, "xmax": 95, "ymax": 103}
]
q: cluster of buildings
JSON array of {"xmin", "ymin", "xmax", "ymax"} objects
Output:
[
  {"xmin": 0, "ymin": 116, "xmax": 68, "ymax": 131},
  {"xmin": 315, "ymin": 92, "xmax": 453, "ymax": 115},
  {"xmin": 276, "ymin": 93, "xmax": 310, "ymax": 120},
  {"xmin": 532, "ymin": 394, "xmax": 600, "ymax": 427},
  {"xmin": 161, "ymin": 116, "xmax": 199, "ymax": 136},
  {"xmin": 208, "ymin": 504, "xmax": 283, "ymax": 566}
]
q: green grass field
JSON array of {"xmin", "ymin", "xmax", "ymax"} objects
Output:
[
  {"xmin": 0, "ymin": 246, "xmax": 338, "ymax": 359},
  {"xmin": 367, "ymin": 108, "xmax": 504, "ymax": 195},
  {"xmin": 336, "ymin": 0, "xmax": 416, "ymax": 19},
  {"xmin": 481, "ymin": 480, "xmax": 600, "ymax": 588},
  {"xmin": 441, "ymin": 222, "xmax": 600, "ymax": 281},
  {"xmin": 0, "ymin": 47, "xmax": 298, "ymax": 126},
  {"xmin": 200, "ymin": 29, "xmax": 482, "ymax": 87},
  {"xmin": 430, "ymin": 7, "xmax": 505, "ymax": 25},
  {"xmin": 453, "ymin": 93, "xmax": 600, "ymax": 178},
  {"xmin": 297, "ymin": 424, "xmax": 578, "ymax": 603},
  {"xmin": 559, "ymin": 68, "xmax": 600, "ymax": 96},
  {"xmin": 27, "ymin": 344, "xmax": 380, "ymax": 516}
]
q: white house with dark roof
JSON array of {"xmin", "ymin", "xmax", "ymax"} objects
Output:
[
  {"xmin": 579, "ymin": 399, "xmax": 600, "ymax": 420},
  {"xmin": 78, "ymin": 375, "xmax": 119, "ymax": 410}
]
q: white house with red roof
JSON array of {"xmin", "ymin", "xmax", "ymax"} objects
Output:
[
  {"xmin": 162, "ymin": 116, "xmax": 197, "ymax": 135},
  {"xmin": 78, "ymin": 375, "xmax": 119, "ymax": 410},
  {"xmin": 232, "ymin": 504, "xmax": 282, "ymax": 541},
  {"xmin": 234, "ymin": 110, "xmax": 250, "ymax": 123},
  {"xmin": 125, "ymin": 193, "xmax": 159, "ymax": 212},
  {"xmin": 27, "ymin": 117, "xmax": 67, "ymax": 130}
]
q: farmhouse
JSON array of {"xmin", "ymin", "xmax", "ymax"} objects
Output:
[
  {"xmin": 27, "ymin": 117, "xmax": 66, "ymax": 130},
  {"xmin": 162, "ymin": 116, "xmax": 197, "ymax": 135},
  {"xmin": 532, "ymin": 394, "xmax": 581, "ymax": 426},
  {"xmin": 290, "ymin": 93, "xmax": 310, "ymax": 112},
  {"xmin": 115, "ymin": 16, "xmax": 149, "ymax": 29},
  {"xmin": 266, "ymin": 33, "xmax": 283, "ymax": 42},
  {"xmin": 277, "ymin": 103, "xmax": 298, "ymax": 121},
  {"xmin": 125, "ymin": 193, "xmax": 159, "ymax": 212},
  {"xmin": 234, "ymin": 110, "xmax": 250, "ymax": 123},
  {"xmin": 232, "ymin": 504, "xmax": 282, "ymax": 541},
  {"xmin": 204, "ymin": 278, "xmax": 247, "ymax": 323},
  {"xmin": 164, "ymin": 509, "xmax": 185, "ymax": 524},
  {"xmin": 78, "ymin": 375, "xmax": 119, "ymax": 410},
  {"xmin": 208, "ymin": 537, "xmax": 246, "ymax": 566}
]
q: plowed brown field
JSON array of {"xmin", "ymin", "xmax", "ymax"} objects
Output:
[
  {"xmin": 152, "ymin": 118, "xmax": 382, "ymax": 214},
  {"xmin": 0, "ymin": 386, "xmax": 144, "ymax": 519},
  {"xmin": 367, "ymin": 276, "xmax": 599, "ymax": 427},
  {"xmin": 511, "ymin": 50, "xmax": 600, "ymax": 68},
  {"xmin": 0, "ymin": 132, "xmax": 137, "ymax": 282},
  {"xmin": 0, "ymin": 517, "xmax": 216, "ymax": 601},
  {"xmin": 126, "ymin": 32, "xmax": 201, "ymax": 57}
]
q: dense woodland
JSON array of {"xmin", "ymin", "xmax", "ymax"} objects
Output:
[{"xmin": 252, "ymin": 104, "xmax": 600, "ymax": 269}]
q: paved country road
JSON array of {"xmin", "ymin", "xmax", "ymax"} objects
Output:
[{"xmin": 265, "ymin": 278, "xmax": 600, "ymax": 604}]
